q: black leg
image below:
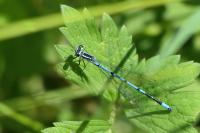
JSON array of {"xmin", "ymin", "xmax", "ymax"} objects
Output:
[
  {"xmin": 82, "ymin": 59, "xmax": 86, "ymax": 69},
  {"xmin": 78, "ymin": 57, "xmax": 82, "ymax": 65}
]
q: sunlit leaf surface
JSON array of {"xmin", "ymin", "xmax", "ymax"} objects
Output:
[{"xmin": 47, "ymin": 5, "xmax": 200, "ymax": 133}]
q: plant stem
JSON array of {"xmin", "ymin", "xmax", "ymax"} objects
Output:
[
  {"xmin": 0, "ymin": 0, "xmax": 178, "ymax": 41},
  {"xmin": 0, "ymin": 102, "xmax": 43, "ymax": 131}
]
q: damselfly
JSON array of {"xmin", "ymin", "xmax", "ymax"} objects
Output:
[{"xmin": 74, "ymin": 45, "xmax": 172, "ymax": 111}]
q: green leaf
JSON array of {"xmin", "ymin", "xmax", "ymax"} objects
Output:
[
  {"xmin": 123, "ymin": 56, "xmax": 200, "ymax": 133},
  {"xmin": 55, "ymin": 5, "xmax": 200, "ymax": 133},
  {"xmin": 159, "ymin": 8, "xmax": 200, "ymax": 57},
  {"xmin": 125, "ymin": 81, "xmax": 200, "ymax": 133},
  {"xmin": 58, "ymin": 5, "xmax": 137, "ymax": 101},
  {"xmin": 42, "ymin": 127, "xmax": 70, "ymax": 133},
  {"xmin": 42, "ymin": 120, "xmax": 111, "ymax": 133}
]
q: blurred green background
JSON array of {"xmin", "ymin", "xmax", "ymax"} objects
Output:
[{"xmin": 0, "ymin": 0, "xmax": 200, "ymax": 132}]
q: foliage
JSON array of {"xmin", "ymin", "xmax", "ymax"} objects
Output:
[
  {"xmin": 159, "ymin": 8, "xmax": 200, "ymax": 57},
  {"xmin": 42, "ymin": 120, "xmax": 111, "ymax": 133},
  {"xmin": 0, "ymin": 0, "xmax": 200, "ymax": 133},
  {"xmin": 42, "ymin": 5, "xmax": 200, "ymax": 133},
  {"xmin": 0, "ymin": 0, "xmax": 175, "ymax": 41}
]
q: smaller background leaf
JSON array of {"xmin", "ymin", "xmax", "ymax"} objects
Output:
[{"xmin": 159, "ymin": 8, "xmax": 200, "ymax": 57}]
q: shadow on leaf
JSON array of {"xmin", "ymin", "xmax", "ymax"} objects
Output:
[
  {"xmin": 100, "ymin": 44, "xmax": 135, "ymax": 94},
  {"xmin": 63, "ymin": 55, "xmax": 89, "ymax": 82},
  {"xmin": 76, "ymin": 120, "xmax": 90, "ymax": 133},
  {"xmin": 127, "ymin": 110, "xmax": 170, "ymax": 119},
  {"xmin": 168, "ymin": 123, "xmax": 191, "ymax": 133}
]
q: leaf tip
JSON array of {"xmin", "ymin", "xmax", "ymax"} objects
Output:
[
  {"xmin": 83, "ymin": 7, "xmax": 89, "ymax": 12},
  {"xmin": 60, "ymin": 4, "xmax": 68, "ymax": 13},
  {"xmin": 103, "ymin": 13, "xmax": 111, "ymax": 20},
  {"xmin": 59, "ymin": 27, "xmax": 66, "ymax": 32},
  {"xmin": 60, "ymin": 4, "xmax": 73, "ymax": 12}
]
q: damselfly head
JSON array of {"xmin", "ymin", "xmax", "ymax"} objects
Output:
[{"xmin": 75, "ymin": 45, "xmax": 84, "ymax": 57}]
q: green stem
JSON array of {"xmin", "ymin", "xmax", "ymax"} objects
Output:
[
  {"xmin": 0, "ymin": 0, "xmax": 178, "ymax": 41},
  {"xmin": 109, "ymin": 104, "xmax": 117, "ymax": 125},
  {"xmin": 0, "ymin": 102, "xmax": 43, "ymax": 131},
  {"xmin": 3, "ymin": 86, "xmax": 92, "ymax": 113}
]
